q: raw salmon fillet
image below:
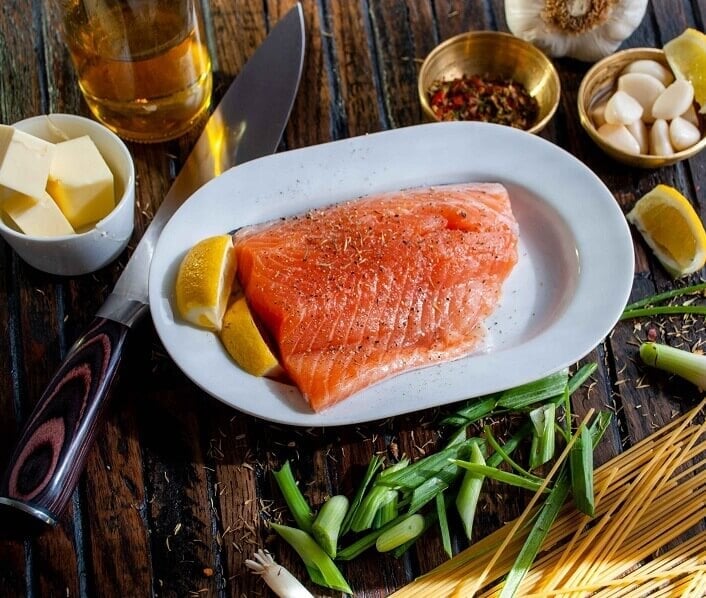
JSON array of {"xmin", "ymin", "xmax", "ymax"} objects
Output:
[{"xmin": 233, "ymin": 183, "xmax": 519, "ymax": 411}]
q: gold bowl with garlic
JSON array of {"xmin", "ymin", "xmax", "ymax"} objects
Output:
[{"xmin": 578, "ymin": 48, "xmax": 706, "ymax": 168}]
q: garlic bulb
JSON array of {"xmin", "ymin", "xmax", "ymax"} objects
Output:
[{"xmin": 505, "ymin": 0, "xmax": 649, "ymax": 62}]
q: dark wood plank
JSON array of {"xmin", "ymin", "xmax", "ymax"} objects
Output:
[
  {"xmin": 0, "ymin": 248, "xmax": 27, "ymax": 598},
  {"xmin": 325, "ymin": 0, "xmax": 384, "ymax": 136},
  {"xmin": 368, "ymin": 0, "xmax": 436, "ymax": 128},
  {"xmin": 433, "ymin": 0, "xmax": 496, "ymax": 41},
  {"xmin": 269, "ymin": 0, "xmax": 334, "ymax": 149}
]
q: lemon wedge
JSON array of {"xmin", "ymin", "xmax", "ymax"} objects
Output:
[
  {"xmin": 664, "ymin": 28, "xmax": 706, "ymax": 113},
  {"xmin": 220, "ymin": 296, "xmax": 281, "ymax": 377},
  {"xmin": 627, "ymin": 184, "xmax": 706, "ymax": 278},
  {"xmin": 175, "ymin": 235, "xmax": 237, "ymax": 330}
]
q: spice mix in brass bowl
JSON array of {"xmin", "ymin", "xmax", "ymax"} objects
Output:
[{"xmin": 418, "ymin": 31, "xmax": 560, "ymax": 134}]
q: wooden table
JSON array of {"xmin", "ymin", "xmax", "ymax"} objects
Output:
[{"xmin": 1, "ymin": 1, "xmax": 705, "ymax": 596}]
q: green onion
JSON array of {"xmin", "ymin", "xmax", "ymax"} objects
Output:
[
  {"xmin": 270, "ymin": 523, "xmax": 352, "ymax": 594},
  {"xmin": 450, "ymin": 461, "xmax": 546, "ymax": 492},
  {"xmin": 639, "ymin": 341, "xmax": 706, "ymax": 389},
  {"xmin": 484, "ymin": 426, "xmax": 543, "ymax": 481},
  {"xmin": 350, "ymin": 460, "xmax": 407, "ymax": 532},
  {"xmin": 350, "ymin": 485, "xmax": 398, "ymax": 532},
  {"xmin": 442, "ymin": 394, "xmax": 499, "ymax": 426},
  {"xmin": 272, "ymin": 461, "xmax": 315, "ymax": 534},
  {"xmin": 375, "ymin": 493, "xmax": 398, "ymax": 528},
  {"xmin": 377, "ymin": 439, "xmax": 476, "ymax": 490},
  {"xmin": 499, "ymin": 411, "xmax": 611, "ymax": 597},
  {"xmin": 486, "ymin": 423, "xmax": 532, "ymax": 468},
  {"xmin": 621, "ymin": 305, "xmax": 706, "ymax": 320},
  {"xmin": 312, "ymin": 495, "xmax": 349, "ymax": 558},
  {"xmin": 407, "ymin": 461, "xmax": 462, "ymax": 513},
  {"xmin": 566, "ymin": 363, "xmax": 597, "ymax": 396},
  {"xmin": 456, "ymin": 442, "xmax": 485, "ymax": 541},
  {"xmin": 496, "ymin": 370, "xmax": 568, "ymax": 410},
  {"xmin": 569, "ymin": 423, "xmax": 594, "ymax": 516},
  {"xmin": 391, "ymin": 510, "xmax": 439, "ymax": 557},
  {"xmin": 623, "ymin": 282, "xmax": 706, "ymax": 311},
  {"xmin": 340, "ymin": 455, "xmax": 383, "ymax": 535},
  {"xmin": 376, "ymin": 514, "xmax": 426, "ymax": 552},
  {"xmin": 588, "ymin": 410, "xmax": 613, "ymax": 447},
  {"xmin": 435, "ymin": 492, "xmax": 452, "ymax": 558},
  {"xmin": 499, "ymin": 471, "xmax": 572, "ymax": 598},
  {"xmin": 528, "ymin": 403, "xmax": 556, "ymax": 469},
  {"xmin": 336, "ymin": 514, "xmax": 410, "ymax": 560}
]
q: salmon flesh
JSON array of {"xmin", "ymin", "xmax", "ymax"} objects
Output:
[{"xmin": 233, "ymin": 183, "xmax": 519, "ymax": 411}]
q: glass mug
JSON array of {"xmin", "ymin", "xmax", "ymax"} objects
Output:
[{"xmin": 59, "ymin": 0, "xmax": 213, "ymax": 143}]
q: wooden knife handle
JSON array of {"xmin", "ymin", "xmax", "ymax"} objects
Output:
[{"xmin": 0, "ymin": 317, "xmax": 129, "ymax": 527}]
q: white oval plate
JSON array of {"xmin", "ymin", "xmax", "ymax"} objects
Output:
[{"xmin": 149, "ymin": 122, "xmax": 634, "ymax": 426}]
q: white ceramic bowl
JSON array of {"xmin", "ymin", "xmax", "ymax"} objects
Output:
[{"xmin": 0, "ymin": 114, "xmax": 135, "ymax": 275}]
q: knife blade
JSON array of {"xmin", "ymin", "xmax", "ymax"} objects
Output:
[{"xmin": 0, "ymin": 3, "xmax": 305, "ymax": 528}]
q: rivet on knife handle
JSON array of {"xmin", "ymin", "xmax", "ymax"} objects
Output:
[{"xmin": 0, "ymin": 318, "xmax": 128, "ymax": 525}]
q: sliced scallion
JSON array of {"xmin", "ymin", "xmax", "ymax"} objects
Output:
[
  {"xmin": 499, "ymin": 471, "xmax": 572, "ymax": 598},
  {"xmin": 442, "ymin": 394, "xmax": 499, "ymax": 426},
  {"xmin": 377, "ymin": 439, "xmax": 476, "ymax": 490},
  {"xmin": 336, "ymin": 515, "xmax": 409, "ymax": 561},
  {"xmin": 566, "ymin": 363, "xmax": 597, "ymax": 396},
  {"xmin": 450, "ymin": 461, "xmax": 546, "ymax": 492},
  {"xmin": 340, "ymin": 455, "xmax": 383, "ymax": 535},
  {"xmin": 496, "ymin": 370, "xmax": 568, "ymax": 410},
  {"xmin": 271, "ymin": 523, "xmax": 352, "ymax": 594},
  {"xmin": 623, "ymin": 282, "xmax": 706, "ymax": 311},
  {"xmin": 435, "ymin": 492, "xmax": 452, "ymax": 558},
  {"xmin": 273, "ymin": 461, "xmax": 315, "ymax": 534},
  {"xmin": 484, "ymin": 425, "xmax": 543, "ymax": 481},
  {"xmin": 569, "ymin": 423, "xmax": 594, "ymax": 516},
  {"xmin": 375, "ymin": 493, "xmax": 398, "ymax": 528},
  {"xmin": 456, "ymin": 442, "xmax": 485, "ymax": 541},
  {"xmin": 528, "ymin": 403, "xmax": 556, "ymax": 469},
  {"xmin": 312, "ymin": 495, "xmax": 349, "ymax": 558},
  {"xmin": 639, "ymin": 341, "xmax": 706, "ymax": 389},
  {"xmin": 376, "ymin": 514, "xmax": 426, "ymax": 552}
]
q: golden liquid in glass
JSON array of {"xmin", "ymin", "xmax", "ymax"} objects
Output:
[{"xmin": 64, "ymin": 2, "xmax": 212, "ymax": 142}]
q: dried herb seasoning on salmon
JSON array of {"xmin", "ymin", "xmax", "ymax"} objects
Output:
[{"xmin": 232, "ymin": 183, "xmax": 519, "ymax": 412}]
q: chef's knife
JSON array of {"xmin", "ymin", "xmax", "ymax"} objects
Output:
[{"xmin": 0, "ymin": 3, "xmax": 305, "ymax": 528}]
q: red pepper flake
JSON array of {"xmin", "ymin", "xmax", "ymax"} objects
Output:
[{"xmin": 427, "ymin": 74, "xmax": 539, "ymax": 130}]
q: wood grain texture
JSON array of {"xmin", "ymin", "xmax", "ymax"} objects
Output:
[{"xmin": 1, "ymin": 1, "xmax": 706, "ymax": 596}]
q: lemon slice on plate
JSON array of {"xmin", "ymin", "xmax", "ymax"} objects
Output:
[
  {"xmin": 664, "ymin": 28, "xmax": 706, "ymax": 113},
  {"xmin": 175, "ymin": 234, "xmax": 237, "ymax": 330},
  {"xmin": 627, "ymin": 184, "xmax": 706, "ymax": 278},
  {"xmin": 220, "ymin": 296, "xmax": 282, "ymax": 377}
]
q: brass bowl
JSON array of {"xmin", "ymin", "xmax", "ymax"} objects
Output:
[
  {"xmin": 578, "ymin": 48, "xmax": 706, "ymax": 168},
  {"xmin": 417, "ymin": 31, "xmax": 561, "ymax": 134}
]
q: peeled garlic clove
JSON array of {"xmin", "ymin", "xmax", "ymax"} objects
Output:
[
  {"xmin": 590, "ymin": 98, "xmax": 608, "ymax": 128},
  {"xmin": 682, "ymin": 104, "xmax": 700, "ymax": 128},
  {"xmin": 669, "ymin": 117, "xmax": 701, "ymax": 151},
  {"xmin": 605, "ymin": 91, "xmax": 644, "ymax": 125},
  {"xmin": 598, "ymin": 123, "xmax": 641, "ymax": 155},
  {"xmin": 626, "ymin": 119, "xmax": 649, "ymax": 154},
  {"xmin": 649, "ymin": 119, "xmax": 674, "ymax": 156},
  {"xmin": 622, "ymin": 59, "xmax": 675, "ymax": 86},
  {"xmin": 617, "ymin": 73, "xmax": 665, "ymax": 123},
  {"xmin": 652, "ymin": 80, "xmax": 695, "ymax": 121}
]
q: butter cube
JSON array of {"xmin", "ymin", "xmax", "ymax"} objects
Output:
[
  {"xmin": 2, "ymin": 191, "xmax": 75, "ymax": 237},
  {"xmin": 0, "ymin": 125, "xmax": 55, "ymax": 200},
  {"xmin": 46, "ymin": 135, "xmax": 115, "ymax": 230}
]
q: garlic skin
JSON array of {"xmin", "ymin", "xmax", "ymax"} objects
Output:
[{"xmin": 505, "ymin": 0, "xmax": 649, "ymax": 62}]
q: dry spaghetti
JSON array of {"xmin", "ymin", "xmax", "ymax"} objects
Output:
[{"xmin": 393, "ymin": 399, "xmax": 706, "ymax": 597}]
